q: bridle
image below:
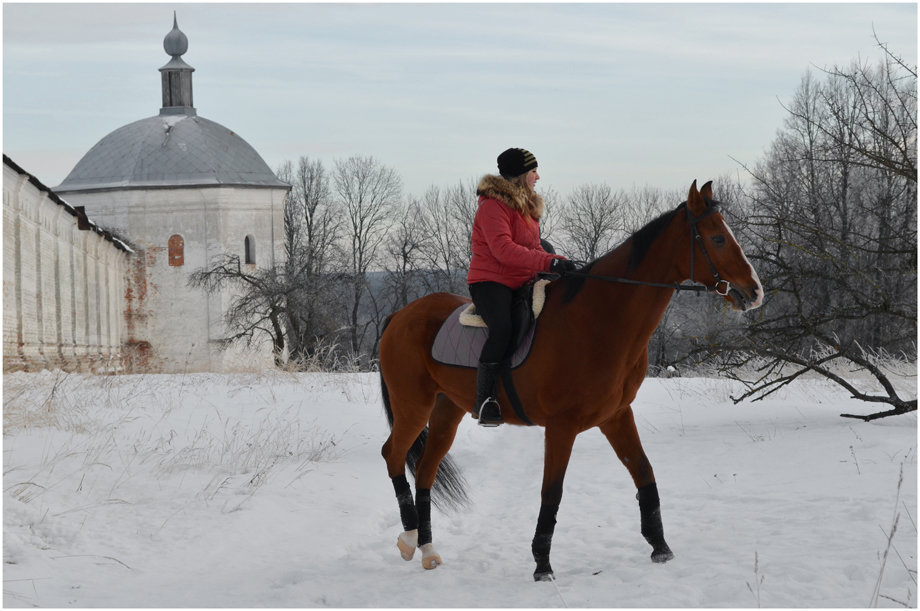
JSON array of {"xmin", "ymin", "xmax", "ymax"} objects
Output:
[{"xmin": 565, "ymin": 202, "xmax": 732, "ymax": 296}]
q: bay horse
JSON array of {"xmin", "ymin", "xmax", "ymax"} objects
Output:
[{"xmin": 379, "ymin": 180, "xmax": 763, "ymax": 581}]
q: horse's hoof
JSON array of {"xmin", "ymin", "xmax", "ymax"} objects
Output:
[
  {"xmin": 397, "ymin": 531, "xmax": 417, "ymax": 561},
  {"xmin": 422, "ymin": 554, "xmax": 442, "ymax": 570},
  {"xmin": 420, "ymin": 543, "xmax": 442, "ymax": 570},
  {"xmin": 651, "ymin": 547, "xmax": 674, "ymax": 563},
  {"xmin": 534, "ymin": 570, "xmax": 555, "ymax": 582},
  {"xmin": 533, "ymin": 557, "xmax": 554, "ymax": 581}
]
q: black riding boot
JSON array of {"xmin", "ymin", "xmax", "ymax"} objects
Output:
[{"xmin": 473, "ymin": 361, "xmax": 503, "ymax": 427}]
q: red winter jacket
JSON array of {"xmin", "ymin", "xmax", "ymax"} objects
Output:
[{"xmin": 467, "ymin": 177, "xmax": 559, "ymax": 289}]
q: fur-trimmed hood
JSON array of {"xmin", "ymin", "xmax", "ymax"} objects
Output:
[{"xmin": 476, "ymin": 174, "xmax": 545, "ymax": 220}]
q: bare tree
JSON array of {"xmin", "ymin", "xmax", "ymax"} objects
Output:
[
  {"xmin": 414, "ymin": 182, "xmax": 475, "ymax": 295},
  {"xmin": 333, "ymin": 155, "xmax": 401, "ymax": 359},
  {"xmin": 538, "ymin": 184, "xmax": 562, "ymax": 252},
  {"xmin": 713, "ymin": 45, "xmax": 917, "ymax": 420},
  {"xmin": 188, "ymin": 254, "xmax": 288, "ymax": 367},
  {"xmin": 384, "ymin": 198, "xmax": 429, "ymax": 310},
  {"xmin": 559, "ymin": 183, "xmax": 629, "ymax": 261},
  {"xmin": 446, "ymin": 178, "xmax": 479, "ymax": 273},
  {"xmin": 277, "ymin": 157, "xmax": 345, "ymax": 364},
  {"xmin": 782, "ymin": 31, "xmax": 917, "ymax": 183},
  {"xmin": 625, "ymin": 185, "xmax": 677, "ymax": 233}
]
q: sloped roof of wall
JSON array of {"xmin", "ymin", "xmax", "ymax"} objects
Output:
[
  {"xmin": 4, "ymin": 154, "xmax": 133, "ymax": 252},
  {"xmin": 54, "ymin": 113, "xmax": 289, "ymax": 193}
]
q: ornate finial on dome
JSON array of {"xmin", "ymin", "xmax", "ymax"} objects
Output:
[
  {"xmin": 159, "ymin": 12, "xmax": 196, "ymax": 116},
  {"xmin": 163, "ymin": 12, "xmax": 189, "ymax": 58}
]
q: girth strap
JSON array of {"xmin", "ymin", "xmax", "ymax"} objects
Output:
[{"xmin": 499, "ymin": 366, "xmax": 535, "ymax": 426}]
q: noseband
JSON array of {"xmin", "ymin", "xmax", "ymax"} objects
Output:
[{"xmin": 566, "ymin": 202, "xmax": 731, "ymax": 295}]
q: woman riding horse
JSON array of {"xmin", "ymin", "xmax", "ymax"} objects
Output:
[{"xmin": 379, "ymin": 179, "xmax": 763, "ymax": 580}]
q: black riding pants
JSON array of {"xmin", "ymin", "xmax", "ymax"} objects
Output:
[{"xmin": 469, "ymin": 281, "xmax": 514, "ymax": 363}]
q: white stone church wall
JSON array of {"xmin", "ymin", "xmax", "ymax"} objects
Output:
[
  {"xmin": 3, "ymin": 158, "xmax": 131, "ymax": 373},
  {"xmin": 61, "ymin": 185, "xmax": 287, "ymax": 372}
]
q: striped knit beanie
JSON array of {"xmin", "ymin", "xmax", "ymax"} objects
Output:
[{"xmin": 497, "ymin": 148, "xmax": 538, "ymax": 179}]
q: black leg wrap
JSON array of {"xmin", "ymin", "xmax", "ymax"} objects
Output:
[
  {"xmin": 637, "ymin": 482, "xmax": 660, "ymax": 514},
  {"xmin": 531, "ymin": 503, "xmax": 559, "ymax": 581},
  {"xmin": 416, "ymin": 488, "xmax": 432, "ymax": 547},
  {"xmin": 636, "ymin": 483, "xmax": 674, "ymax": 563},
  {"xmin": 392, "ymin": 475, "xmax": 419, "ymax": 532}
]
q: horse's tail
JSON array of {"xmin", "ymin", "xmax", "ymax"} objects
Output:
[{"xmin": 379, "ymin": 316, "xmax": 470, "ymax": 512}]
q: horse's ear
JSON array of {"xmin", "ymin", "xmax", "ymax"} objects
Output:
[
  {"xmin": 700, "ymin": 180, "xmax": 713, "ymax": 201},
  {"xmin": 687, "ymin": 180, "xmax": 705, "ymax": 215}
]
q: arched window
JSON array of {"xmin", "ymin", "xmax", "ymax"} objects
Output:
[
  {"xmin": 244, "ymin": 235, "xmax": 256, "ymax": 265},
  {"xmin": 168, "ymin": 234, "xmax": 184, "ymax": 266}
]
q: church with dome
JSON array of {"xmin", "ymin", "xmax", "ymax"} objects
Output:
[{"xmin": 3, "ymin": 15, "xmax": 290, "ymax": 373}]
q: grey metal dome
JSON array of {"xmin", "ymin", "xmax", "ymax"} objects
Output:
[
  {"xmin": 55, "ymin": 113, "xmax": 287, "ymax": 192},
  {"xmin": 55, "ymin": 14, "xmax": 287, "ymax": 194}
]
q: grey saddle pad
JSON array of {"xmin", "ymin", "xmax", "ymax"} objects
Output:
[{"xmin": 431, "ymin": 303, "xmax": 536, "ymax": 369}]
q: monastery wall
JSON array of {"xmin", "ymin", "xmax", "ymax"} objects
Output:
[{"xmin": 3, "ymin": 157, "xmax": 133, "ymax": 373}]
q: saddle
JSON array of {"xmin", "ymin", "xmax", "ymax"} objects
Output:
[{"xmin": 431, "ymin": 279, "xmax": 549, "ymax": 370}]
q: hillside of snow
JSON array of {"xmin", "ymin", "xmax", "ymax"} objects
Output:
[{"xmin": 3, "ymin": 369, "xmax": 916, "ymax": 607}]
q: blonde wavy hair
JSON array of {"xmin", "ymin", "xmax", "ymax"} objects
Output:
[{"xmin": 507, "ymin": 173, "xmax": 545, "ymax": 221}]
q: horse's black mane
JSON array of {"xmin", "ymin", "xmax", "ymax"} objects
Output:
[
  {"xmin": 562, "ymin": 202, "xmax": 686, "ymax": 304},
  {"xmin": 626, "ymin": 202, "xmax": 687, "ymax": 271}
]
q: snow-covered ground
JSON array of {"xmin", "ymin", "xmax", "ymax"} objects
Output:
[{"xmin": 3, "ymin": 369, "xmax": 916, "ymax": 607}]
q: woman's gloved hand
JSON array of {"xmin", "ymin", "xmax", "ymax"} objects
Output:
[{"xmin": 550, "ymin": 258, "xmax": 578, "ymax": 275}]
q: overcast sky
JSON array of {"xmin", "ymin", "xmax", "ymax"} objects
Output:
[{"xmin": 3, "ymin": 2, "xmax": 917, "ymax": 198}]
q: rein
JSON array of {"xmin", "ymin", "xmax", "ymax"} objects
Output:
[{"xmin": 565, "ymin": 202, "xmax": 732, "ymax": 296}]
